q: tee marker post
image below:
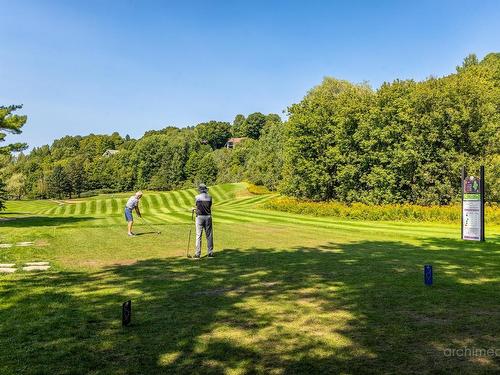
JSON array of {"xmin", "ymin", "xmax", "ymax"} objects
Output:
[{"xmin": 122, "ymin": 300, "xmax": 132, "ymax": 326}]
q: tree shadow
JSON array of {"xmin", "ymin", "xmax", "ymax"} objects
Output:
[
  {"xmin": 0, "ymin": 216, "xmax": 94, "ymax": 228},
  {"xmin": 0, "ymin": 237, "xmax": 499, "ymax": 374}
]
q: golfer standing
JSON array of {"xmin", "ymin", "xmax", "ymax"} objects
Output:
[
  {"xmin": 125, "ymin": 191, "xmax": 143, "ymax": 236},
  {"xmin": 193, "ymin": 184, "xmax": 214, "ymax": 258}
]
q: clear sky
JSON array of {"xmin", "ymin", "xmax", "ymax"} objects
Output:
[{"xmin": 1, "ymin": 0, "xmax": 499, "ymax": 150}]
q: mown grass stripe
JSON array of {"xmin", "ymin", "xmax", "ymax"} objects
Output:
[
  {"xmin": 99, "ymin": 199, "xmax": 107, "ymax": 215},
  {"xmin": 210, "ymin": 185, "xmax": 231, "ymax": 203},
  {"xmin": 178, "ymin": 190, "xmax": 193, "ymax": 207},
  {"xmin": 244, "ymin": 208, "xmax": 455, "ymax": 236},
  {"xmin": 89, "ymin": 200, "xmax": 97, "ymax": 215},
  {"xmin": 220, "ymin": 208, "xmax": 447, "ymax": 237},
  {"xmin": 212, "ymin": 211, "xmax": 259, "ymax": 223},
  {"xmin": 68, "ymin": 204, "xmax": 77, "ymax": 215},
  {"xmin": 111, "ymin": 199, "xmax": 118, "ymax": 214},
  {"xmin": 76, "ymin": 202, "xmax": 87, "ymax": 215},
  {"xmin": 223, "ymin": 195, "xmax": 272, "ymax": 208},
  {"xmin": 141, "ymin": 196, "xmax": 150, "ymax": 210},
  {"xmin": 172, "ymin": 191, "xmax": 189, "ymax": 209},
  {"xmin": 158, "ymin": 193, "xmax": 172, "ymax": 212},
  {"xmin": 172, "ymin": 190, "xmax": 188, "ymax": 207},
  {"xmin": 45, "ymin": 204, "xmax": 60, "ymax": 215},
  {"xmin": 167, "ymin": 192, "xmax": 181, "ymax": 210},
  {"xmin": 149, "ymin": 194, "xmax": 161, "ymax": 211},
  {"xmin": 106, "ymin": 199, "xmax": 114, "ymax": 215},
  {"xmin": 117, "ymin": 198, "xmax": 127, "ymax": 212},
  {"xmin": 55, "ymin": 204, "xmax": 68, "ymax": 215},
  {"xmin": 143, "ymin": 211, "xmax": 185, "ymax": 224}
]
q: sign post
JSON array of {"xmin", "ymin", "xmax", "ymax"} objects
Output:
[{"xmin": 461, "ymin": 166, "xmax": 485, "ymax": 241}]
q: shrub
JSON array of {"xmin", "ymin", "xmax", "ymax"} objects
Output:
[
  {"xmin": 246, "ymin": 183, "xmax": 272, "ymax": 195},
  {"xmin": 263, "ymin": 197, "xmax": 500, "ymax": 225}
]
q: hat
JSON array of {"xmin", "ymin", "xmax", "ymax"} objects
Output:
[{"xmin": 198, "ymin": 183, "xmax": 208, "ymax": 193}]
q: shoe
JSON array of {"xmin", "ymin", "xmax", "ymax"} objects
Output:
[
  {"xmin": 193, "ymin": 254, "xmax": 201, "ymax": 259},
  {"xmin": 128, "ymin": 233, "xmax": 136, "ymax": 237},
  {"xmin": 208, "ymin": 253, "xmax": 215, "ymax": 258}
]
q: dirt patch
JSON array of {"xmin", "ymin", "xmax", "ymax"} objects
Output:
[
  {"xmin": 193, "ymin": 287, "xmax": 241, "ymax": 296},
  {"xmin": 75, "ymin": 259, "xmax": 138, "ymax": 268},
  {"xmin": 112, "ymin": 259, "xmax": 137, "ymax": 266},
  {"xmin": 34, "ymin": 240, "xmax": 50, "ymax": 247},
  {"xmin": 404, "ymin": 311, "xmax": 451, "ymax": 325},
  {"xmin": 193, "ymin": 281, "xmax": 280, "ymax": 297},
  {"xmin": 235, "ymin": 189, "xmax": 253, "ymax": 198}
]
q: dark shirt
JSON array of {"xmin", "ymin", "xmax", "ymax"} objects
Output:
[{"xmin": 195, "ymin": 192, "xmax": 212, "ymax": 216}]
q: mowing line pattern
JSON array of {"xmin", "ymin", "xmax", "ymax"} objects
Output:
[{"xmin": 2, "ymin": 183, "xmax": 459, "ymax": 238}]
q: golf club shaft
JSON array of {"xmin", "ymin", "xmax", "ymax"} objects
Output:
[
  {"xmin": 186, "ymin": 210, "xmax": 194, "ymax": 257},
  {"xmin": 141, "ymin": 217, "xmax": 160, "ymax": 233}
]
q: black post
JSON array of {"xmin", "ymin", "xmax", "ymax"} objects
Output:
[
  {"xmin": 461, "ymin": 166, "xmax": 466, "ymax": 240},
  {"xmin": 122, "ymin": 300, "xmax": 132, "ymax": 326},
  {"xmin": 480, "ymin": 165, "xmax": 485, "ymax": 241}
]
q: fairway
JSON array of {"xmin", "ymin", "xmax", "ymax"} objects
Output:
[{"xmin": 1, "ymin": 183, "xmax": 499, "ymax": 374}]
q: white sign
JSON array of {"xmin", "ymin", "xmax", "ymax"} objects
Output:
[{"xmin": 463, "ymin": 199, "xmax": 481, "ymax": 241}]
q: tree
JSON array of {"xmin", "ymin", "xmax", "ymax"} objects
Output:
[
  {"xmin": 0, "ymin": 104, "xmax": 27, "ymax": 209},
  {"xmin": 0, "ymin": 179, "xmax": 7, "ymax": 210},
  {"xmin": 6, "ymin": 173, "xmax": 26, "ymax": 200},
  {"xmin": 48, "ymin": 166, "xmax": 70, "ymax": 199},
  {"xmin": 456, "ymin": 53, "xmax": 479, "ymax": 72},
  {"xmin": 282, "ymin": 53, "xmax": 500, "ymax": 204},
  {"xmin": 35, "ymin": 175, "xmax": 48, "ymax": 199},
  {"xmin": 282, "ymin": 77, "xmax": 374, "ymax": 201},
  {"xmin": 232, "ymin": 114, "xmax": 246, "ymax": 137},
  {"xmin": 196, "ymin": 153, "xmax": 218, "ymax": 185},
  {"xmin": 0, "ymin": 105, "xmax": 27, "ymax": 154},
  {"xmin": 66, "ymin": 159, "xmax": 86, "ymax": 197},
  {"xmin": 194, "ymin": 121, "xmax": 231, "ymax": 149},
  {"xmin": 241, "ymin": 112, "xmax": 267, "ymax": 139},
  {"xmin": 245, "ymin": 116, "xmax": 285, "ymax": 190}
]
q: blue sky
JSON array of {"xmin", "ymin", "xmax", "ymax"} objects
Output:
[{"xmin": 1, "ymin": 0, "xmax": 499, "ymax": 149}]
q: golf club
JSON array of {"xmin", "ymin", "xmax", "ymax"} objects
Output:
[
  {"xmin": 186, "ymin": 209, "xmax": 195, "ymax": 258},
  {"xmin": 139, "ymin": 216, "xmax": 161, "ymax": 234}
]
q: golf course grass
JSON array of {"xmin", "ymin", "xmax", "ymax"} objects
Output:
[{"xmin": 1, "ymin": 183, "xmax": 499, "ymax": 374}]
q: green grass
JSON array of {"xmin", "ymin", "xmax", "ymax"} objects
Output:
[{"xmin": 1, "ymin": 183, "xmax": 499, "ymax": 374}]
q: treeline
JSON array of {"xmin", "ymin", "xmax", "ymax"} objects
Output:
[
  {"xmin": 0, "ymin": 112, "xmax": 284, "ymax": 199},
  {"xmin": 281, "ymin": 53, "xmax": 499, "ymax": 204},
  {"xmin": 1, "ymin": 53, "xmax": 499, "ymax": 205}
]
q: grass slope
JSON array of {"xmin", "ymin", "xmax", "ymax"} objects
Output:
[{"xmin": 0, "ymin": 183, "xmax": 499, "ymax": 374}]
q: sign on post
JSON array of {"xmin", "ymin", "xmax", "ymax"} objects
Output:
[{"xmin": 461, "ymin": 166, "xmax": 485, "ymax": 241}]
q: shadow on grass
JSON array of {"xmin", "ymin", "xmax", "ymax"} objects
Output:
[
  {"xmin": 0, "ymin": 237, "xmax": 499, "ymax": 374},
  {"xmin": 0, "ymin": 216, "xmax": 94, "ymax": 228},
  {"xmin": 135, "ymin": 231, "xmax": 162, "ymax": 236}
]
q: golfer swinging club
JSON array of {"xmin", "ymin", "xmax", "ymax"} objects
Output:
[
  {"xmin": 125, "ymin": 191, "xmax": 143, "ymax": 236},
  {"xmin": 192, "ymin": 183, "xmax": 214, "ymax": 258}
]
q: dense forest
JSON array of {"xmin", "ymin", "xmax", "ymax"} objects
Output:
[{"xmin": 1, "ymin": 53, "xmax": 499, "ymax": 206}]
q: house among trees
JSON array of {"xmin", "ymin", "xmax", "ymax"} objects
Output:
[
  {"xmin": 226, "ymin": 137, "xmax": 246, "ymax": 149},
  {"xmin": 102, "ymin": 149, "xmax": 119, "ymax": 157}
]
